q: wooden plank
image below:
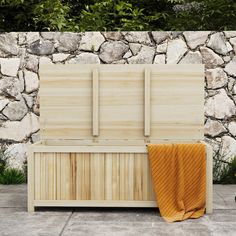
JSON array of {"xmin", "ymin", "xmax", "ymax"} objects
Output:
[
  {"xmin": 90, "ymin": 153, "xmax": 105, "ymax": 200},
  {"xmin": 38, "ymin": 139, "xmax": 202, "ymax": 146},
  {"xmin": 92, "ymin": 68, "xmax": 99, "ymax": 136},
  {"xmin": 34, "ymin": 153, "xmax": 41, "ymax": 200},
  {"xmin": 32, "ymin": 145, "xmax": 148, "ymax": 153},
  {"xmin": 134, "ymin": 154, "xmax": 143, "ymax": 200},
  {"xmin": 56, "ymin": 153, "xmax": 61, "ymax": 200},
  {"xmin": 144, "ymin": 68, "xmax": 151, "ymax": 136},
  {"xmin": 70, "ymin": 153, "xmax": 76, "ymax": 200},
  {"xmin": 27, "ymin": 146, "xmax": 34, "ymax": 212},
  {"xmin": 40, "ymin": 153, "xmax": 46, "ymax": 200},
  {"xmin": 105, "ymin": 153, "xmax": 113, "ymax": 200},
  {"xmin": 34, "ymin": 200, "xmax": 158, "ymax": 208},
  {"xmin": 112, "ymin": 153, "xmax": 120, "ymax": 200},
  {"xmin": 205, "ymin": 143, "xmax": 213, "ymax": 213}
]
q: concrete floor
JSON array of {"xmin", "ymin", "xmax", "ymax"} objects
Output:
[{"xmin": 0, "ymin": 185, "xmax": 235, "ymax": 236}]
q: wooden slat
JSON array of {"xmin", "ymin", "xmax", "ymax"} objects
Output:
[
  {"xmin": 92, "ymin": 68, "xmax": 99, "ymax": 136},
  {"xmin": 34, "ymin": 200, "xmax": 157, "ymax": 207},
  {"xmin": 144, "ymin": 68, "xmax": 151, "ymax": 136},
  {"xmin": 27, "ymin": 146, "xmax": 34, "ymax": 212}
]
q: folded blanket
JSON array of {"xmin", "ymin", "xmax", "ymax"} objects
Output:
[{"xmin": 147, "ymin": 143, "xmax": 206, "ymax": 222}]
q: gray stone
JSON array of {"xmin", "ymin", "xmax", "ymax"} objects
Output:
[
  {"xmin": 0, "ymin": 112, "xmax": 39, "ymax": 141},
  {"xmin": 156, "ymin": 42, "xmax": 167, "ymax": 53},
  {"xmin": 233, "ymin": 84, "xmax": 236, "ymax": 94},
  {"xmin": 229, "ymin": 37, "xmax": 236, "ymax": 53},
  {"xmin": 228, "ymin": 77, "xmax": 235, "ymax": 92},
  {"xmin": 0, "ymin": 184, "xmax": 27, "ymax": 204},
  {"xmin": 224, "ymin": 56, "xmax": 236, "ymax": 76},
  {"xmin": 221, "ymin": 136, "xmax": 236, "ymax": 160},
  {"xmin": 25, "ymin": 55, "xmax": 39, "ymax": 72},
  {"xmin": 128, "ymin": 45, "xmax": 155, "ymax": 64},
  {"xmin": 171, "ymin": 31, "xmax": 183, "ymax": 39},
  {"xmin": 151, "ymin": 31, "xmax": 170, "ymax": 44},
  {"xmin": 18, "ymin": 70, "xmax": 25, "ymax": 92},
  {"xmin": 19, "ymin": 48, "xmax": 26, "ymax": 69},
  {"xmin": 228, "ymin": 121, "xmax": 236, "ymax": 136},
  {"xmin": 5, "ymin": 143, "xmax": 29, "ymax": 171},
  {"xmin": 0, "ymin": 184, "xmax": 236, "ymax": 236},
  {"xmin": 129, "ymin": 43, "xmax": 142, "ymax": 55},
  {"xmin": 26, "ymin": 32, "xmax": 40, "ymax": 45},
  {"xmin": 206, "ymin": 68, "xmax": 228, "ymax": 89},
  {"xmin": 79, "ymin": 32, "xmax": 105, "ymax": 52},
  {"xmin": 205, "ymin": 89, "xmax": 236, "ymax": 119},
  {"xmin": 18, "ymin": 32, "xmax": 26, "ymax": 45},
  {"xmin": 183, "ymin": 31, "xmax": 210, "ymax": 49},
  {"xmin": 103, "ymin": 32, "xmax": 122, "ymax": 40},
  {"xmin": 123, "ymin": 32, "xmax": 152, "ymax": 45},
  {"xmin": 223, "ymin": 56, "xmax": 231, "ymax": 62},
  {"xmin": 0, "ymin": 77, "xmax": 22, "ymax": 100},
  {"xmin": 99, "ymin": 41, "xmax": 129, "ymax": 63},
  {"xmin": 41, "ymin": 32, "xmax": 60, "ymax": 40},
  {"xmin": 39, "ymin": 56, "xmax": 53, "ymax": 68},
  {"xmin": 204, "ymin": 119, "xmax": 226, "ymax": 137},
  {"xmin": 0, "ymin": 98, "xmax": 9, "ymax": 111},
  {"xmin": 0, "ymin": 58, "xmax": 20, "ymax": 77},
  {"xmin": 68, "ymin": 53, "xmax": 100, "ymax": 64},
  {"xmin": 52, "ymin": 53, "xmax": 70, "ymax": 62},
  {"xmin": 166, "ymin": 38, "xmax": 188, "ymax": 64},
  {"xmin": 57, "ymin": 32, "xmax": 80, "ymax": 52},
  {"xmin": 112, "ymin": 59, "xmax": 126, "ymax": 64},
  {"xmin": 123, "ymin": 50, "xmax": 132, "ymax": 59},
  {"xmin": 0, "ymin": 114, "xmax": 7, "ymax": 121},
  {"xmin": 33, "ymin": 95, "xmax": 40, "ymax": 116},
  {"xmin": 2, "ymin": 99, "xmax": 28, "ymax": 121},
  {"xmin": 224, "ymin": 31, "xmax": 236, "ymax": 38},
  {"xmin": 31, "ymin": 131, "xmax": 40, "ymax": 143},
  {"xmin": 226, "ymin": 42, "xmax": 233, "ymax": 52},
  {"xmin": 0, "ymin": 209, "xmax": 71, "ymax": 236},
  {"xmin": 22, "ymin": 93, "xmax": 34, "ymax": 108},
  {"xmin": 27, "ymin": 39, "xmax": 55, "ymax": 55},
  {"xmin": 207, "ymin": 32, "xmax": 230, "ymax": 55},
  {"xmin": 0, "ymin": 33, "xmax": 19, "ymax": 56},
  {"xmin": 179, "ymin": 51, "xmax": 202, "ymax": 64},
  {"xmin": 24, "ymin": 70, "xmax": 39, "ymax": 93},
  {"xmin": 154, "ymin": 54, "xmax": 165, "ymax": 64},
  {"xmin": 200, "ymin": 46, "xmax": 224, "ymax": 69},
  {"xmin": 209, "ymin": 209, "xmax": 236, "ymax": 222}
]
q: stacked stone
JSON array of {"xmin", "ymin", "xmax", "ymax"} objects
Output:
[{"xmin": 0, "ymin": 31, "xmax": 236, "ymax": 169}]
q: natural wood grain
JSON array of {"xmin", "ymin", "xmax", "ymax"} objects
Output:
[
  {"xmin": 144, "ymin": 68, "xmax": 151, "ymax": 136},
  {"xmin": 33, "ymin": 152, "xmax": 155, "ymax": 202},
  {"xmin": 92, "ymin": 68, "xmax": 99, "ymax": 136},
  {"xmin": 28, "ymin": 64, "xmax": 212, "ymax": 213},
  {"xmin": 39, "ymin": 64, "xmax": 204, "ymax": 140}
]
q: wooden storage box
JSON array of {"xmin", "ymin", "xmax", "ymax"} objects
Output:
[{"xmin": 28, "ymin": 64, "xmax": 213, "ymax": 213}]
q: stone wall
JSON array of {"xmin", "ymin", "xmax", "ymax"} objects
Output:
[{"xmin": 0, "ymin": 31, "xmax": 236, "ymax": 170}]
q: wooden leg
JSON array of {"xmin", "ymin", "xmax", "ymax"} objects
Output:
[
  {"xmin": 27, "ymin": 146, "xmax": 35, "ymax": 213},
  {"xmin": 28, "ymin": 202, "xmax": 35, "ymax": 213},
  {"xmin": 205, "ymin": 143, "xmax": 213, "ymax": 214}
]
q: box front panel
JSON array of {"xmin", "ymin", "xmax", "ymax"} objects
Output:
[{"xmin": 34, "ymin": 152, "xmax": 155, "ymax": 201}]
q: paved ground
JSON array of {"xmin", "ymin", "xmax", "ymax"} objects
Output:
[{"xmin": 0, "ymin": 185, "xmax": 235, "ymax": 236}]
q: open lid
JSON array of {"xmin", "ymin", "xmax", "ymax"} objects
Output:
[{"xmin": 39, "ymin": 64, "xmax": 204, "ymax": 141}]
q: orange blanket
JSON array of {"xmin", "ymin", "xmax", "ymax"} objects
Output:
[{"xmin": 147, "ymin": 143, "xmax": 206, "ymax": 222}]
